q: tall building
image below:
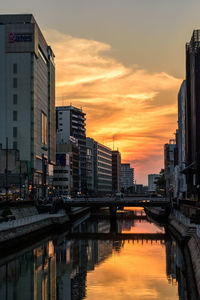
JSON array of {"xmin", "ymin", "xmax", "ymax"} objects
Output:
[
  {"xmin": 56, "ymin": 106, "xmax": 86, "ymax": 192},
  {"xmin": 86, "ymin": 138, "xmax": 112, "ymax": 194},
  {"xmin": 148, "ymin": 174, "xmax": 160, "ymax": 192},
  {"xmin": 0, "ymin": 14, "xmax": 55, "ymax": 197},
  {"xmin": 54, "ymin": 140, "xmax": 79, "ymax": 195},
  {"xmin": 177, "ymin": 80, "xmax": 187, "ymax": 198},
  {"xmin": 164, "ymin": 139, "xmax": 176, "ymax": 197},
  {"xmin": 112, "ymin": 150, "xmax": 121, "ymax": 192},
  {"xmin": 121, "ymin": 163, "xmax": 134, "ymax": 190},
  {"xmin": 185, "ymin": 30, "xmax": 200, "ymax": 200}
]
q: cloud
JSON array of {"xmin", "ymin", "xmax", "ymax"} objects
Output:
[{"xmin": 45, "ymin": 29, "xmax": 182, "ymax": 184}]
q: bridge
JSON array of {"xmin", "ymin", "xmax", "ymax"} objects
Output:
[
  {"xmin": 64, "ymin": 197, "xmax": 170, "ymax": 208},
  {"xmin": 67, "ymin": 232, "xmax": 168, "ymax": 241}
]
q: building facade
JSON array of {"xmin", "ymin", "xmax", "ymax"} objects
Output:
[
  {"xmin": 86, "ymin": 138, "xmax": 112, "ymax": 194},
  {"xmin": 185, "ymin": 30, "xmax": 200, "ymax": 200},
  {"xmin": 164, "ymin": 139, "xmax": 176, "ymax": 197},
  {"xmin": 54, "ymin": 140, "xmax": 79, "ymax": 195},
  {"xmin": 148, "ymin": 174, "xmax": 160, "ymax": 192},
  {"xmin": 121, "ymin": 163, "xmax": 134, "ymax": 191},
  {"xmin": 177, "ymin": 80, "xmax": 187, "ymax": 198},
  {"xmin": 0, "ymin": 14, "xmax": 56, "ymax": 198},
  {"xmin": 56, "ymin": 106, "xmax": 86, "ymax": 192},
  {"xmin": 112, "ymin": 151, "xmax": 121, "ymax": 193}
]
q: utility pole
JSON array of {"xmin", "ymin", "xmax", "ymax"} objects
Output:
[
  {"xmin": 19, "ymin": 160, "xmax": 22, "ymax": 198},
  {"xmin": 5, "ymin": 137, "xmax": 8, "ymax": 202}
]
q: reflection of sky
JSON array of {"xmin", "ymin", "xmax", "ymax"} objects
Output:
[
  {"xmin": 86, "ymin": 241, "xmax": 178, "ymax": 300},
  {"xmin": 122, "ymin": 207, "xmax": 164, "ymax": 233},
  {"xmin": 122, "ymin": 220, "xmax": 164, "ymax": 234}
]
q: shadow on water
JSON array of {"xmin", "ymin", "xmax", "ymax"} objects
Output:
[{"xmin": 0, "ymin": 208, "xmax": 198, "ymax": 300}]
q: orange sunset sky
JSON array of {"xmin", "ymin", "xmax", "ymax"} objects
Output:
[{"xmin": 3, "ymin": 0, "xmax": 200, "ymax": 184}]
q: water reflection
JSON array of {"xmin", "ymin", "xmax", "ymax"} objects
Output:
[{"xmin": 0, "ymin": 209, "xmax": 192, "ymax": 300}]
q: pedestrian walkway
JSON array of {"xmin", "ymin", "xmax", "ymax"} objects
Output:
[{"xmin": 0, "ymin": 210, "xmax": 66, "ymax": 232}]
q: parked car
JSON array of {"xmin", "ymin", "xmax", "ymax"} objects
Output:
[
  {"xmin": 115, "ymin": 192, "xmax": 124, "ymax": 200},
  {"xmin": 62, "ymin": 195, "xmax": 72, "ymax": 203}
]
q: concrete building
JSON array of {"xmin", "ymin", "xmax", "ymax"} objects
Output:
[
  {"xmin": 121, "ymin": 163, "xmax": 134, "ymax": 191},
  {"xmin": 176, "ymin": 80, "xmax": 187, "ymax": 198},
  {"xmin": 0, "ymin": 14, "xmax": 56, "ymax": 198},
  {"xmin": 56, "ymin": 106, "xmax": 86, "ymax": 192},
  {"xmin": 112, "ymin": 150, "xmax": 121, "ymax": 193},
  {"xmin": 185, "ymin": 30, "xmax": 200, "ymax": 201},
  {"xmin": 148, "ymin": 174, "xmax": 160, "ymax": 192},
  {"xmin": 86, "ymin": 138, "xmax": 112, "ymax": 195},
  {"xmin": 164, "ymin": 139, "xmax": 177, "ymax": 197},
  {"xmin": 54, "ymin": 140, "xmax": 79, "ymax": 195}
]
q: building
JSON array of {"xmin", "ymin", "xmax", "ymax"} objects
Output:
[
  {"xmin": 121, "ymin": 163, "xmax": 134, "ymax": 191},
  {"xmin": 54, "ymin": 140, "xmax": 79, "ymax": 195},
  {"xmin": 148, "ymin": 174, "xmax": 160, "ymax": 193},
  {"xmin": 185, "ymin": 30, "xmax": 200, "ymax": 201},
  {"xmin": 177, "ymin": 80, "xmax": 187, "ymax": 198},
  {"xmin": 112, "ymin": 150, "xmax": 121, "ymax": 193},
  {"xmin": 164, "ymin": 139, "xmax": 177, "ymax": 197},
  {"xmin": 86, "ymin": 138, "xmax": 112, "ymax": 195},
  {"xmin": 0, "ymin": 14, "xmax": 56, "ymax": 198},
  {"xmin": 56, "ymin": 106, "xmax": 86, "ymax": 192}
]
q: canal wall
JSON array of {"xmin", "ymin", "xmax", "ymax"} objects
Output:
[{"xmin": 168, "ymin": 213, "xmax": 200, "ymax": 298}]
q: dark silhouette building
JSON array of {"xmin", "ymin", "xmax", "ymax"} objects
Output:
[
  {"xmin": 112, "ymin": 150, "xmax": 121, "ymax": 193},
  {"xmin": 185, "ymin": 30, "xmax": 200, "ymax": 201}
]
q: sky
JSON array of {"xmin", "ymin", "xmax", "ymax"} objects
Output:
[{"xmin": 2, "ymin": 0, "xmax": 200, "ymax": 184}]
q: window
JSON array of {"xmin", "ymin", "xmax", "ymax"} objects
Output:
[
  {"xmin": 13, "ymin": 141, "xmax": 17, "ymax": 150},
  {"xmin": 13, "ymin": 78, "xmax": 17, "ymax": 88},
  {"xmin": 59, "ymin": 112, "xmax": 62, "ymax": 115},
  {"xmin": 13, "ymin": 64, "xmax": 17, "ymax": 74},
  {"xmin": 13, "ymin": 94, "xmax": 17, "ymax": 104},
  {"xmin": 41, "ymin": 112, "xmax": 47, "ymax": 145},
  {"xmin": 13, "ymin": 127, "xmax": 17, "ymax": 138},
  {"xmin": 13, "ymin": 111, "xmax": 17, "ymax": 121}
]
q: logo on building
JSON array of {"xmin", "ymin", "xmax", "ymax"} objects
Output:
[{"xmin": 8, "ymin": 32, "xmax": 33, "ymax": 43}]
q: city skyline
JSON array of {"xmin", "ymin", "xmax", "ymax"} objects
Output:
[{"xmin": 2, "ymin": 1, "xmax": 200, "ymax": 184}]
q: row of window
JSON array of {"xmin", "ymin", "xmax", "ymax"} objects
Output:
[
  {"xmin": 53, "ymin": 170, "xmax": 68, "ymax": 174},
  {"xmin": 53, "ymin": 178, "xmax": 69, "ymax": 181}
]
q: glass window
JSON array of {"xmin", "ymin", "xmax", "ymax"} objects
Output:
[
  {"xmin": 13, "ymin": 111, "xmax": 17, "ymax": 121},
  {"xmin": 13, "ymin": 94, "xmax": 17, "ymax": 104},
  {"xmin": 41, "ymin": 112, "xmax": 47, "ymax": 145},
  {"xmin": 13, "ymin": 78, "xmax": 17, "ymax": 88},
  {"xmin": 13, "ymin": 127, "xmax": 17, "ymax": 138},
  {"xmin": 13, "ymin": 141, "xmax": 17, "ymax": 150},
  {"xmin": 13, "ymin": 64, "xmax": 17, "ymax": 74}
]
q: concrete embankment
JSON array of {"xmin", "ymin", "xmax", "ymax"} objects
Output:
[
  {"xmin": 0, "ymin": 212, "xmax": 69, "ymax": 255},
  {"xmin": 167, "ymin": 213, "xmax": 200, "ymax": 299}
]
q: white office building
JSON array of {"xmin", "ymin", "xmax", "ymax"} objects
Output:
[{"xmin": 0, "ymin": 15, "xmax": 55, "ymax": 197}]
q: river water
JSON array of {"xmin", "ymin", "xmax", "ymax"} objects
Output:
[{"xmin": 0, "ymin": 208, "xmax": 194, "ymax": 299}]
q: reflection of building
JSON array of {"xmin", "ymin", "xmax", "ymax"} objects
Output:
[
  {"xmin": 0, "ymin": 14, "xmax": 56, "ymax": 197},
  {"xmin": 33, "ymin": 241, "xmax": 56, "ymax": 300},
  {"xmin": 165, "ymin": 239, "xmax": 188, "ymax": 299},
  {"xmin": 56, "ymin": 106, "xmax": 86, "ymax": 192},
  {"xmin": 121, "ymin": 163, "xmax": 134, "ymax": 191}
]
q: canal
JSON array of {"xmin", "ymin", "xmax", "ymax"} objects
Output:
[{"xmin": 0, "ymin": 208, "xmax": 196, "ymax": 300}]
